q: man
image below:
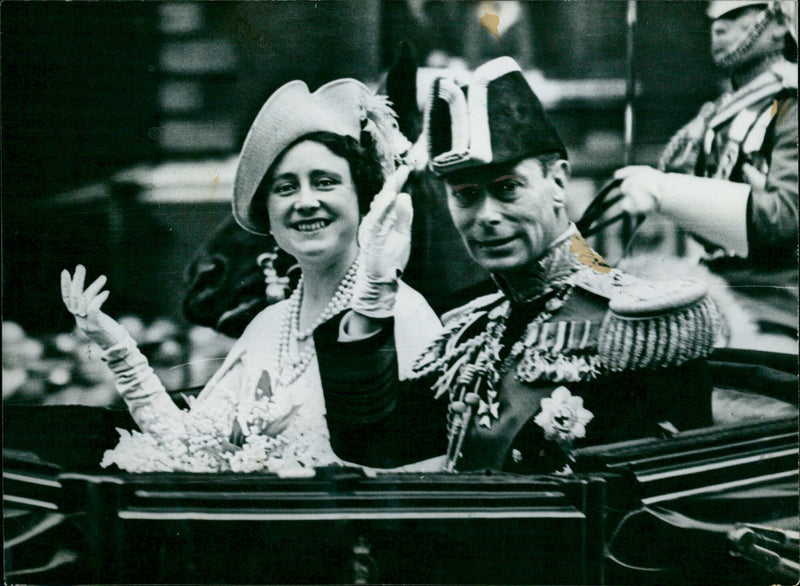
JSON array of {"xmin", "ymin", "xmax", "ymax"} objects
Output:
[
  {"xmin": 614, "ymin": 1, "xmax": 797, "ymax": 346},
  {"xmin": 314, "ymin": 57, "xmax": 721, "ymax": 473}
]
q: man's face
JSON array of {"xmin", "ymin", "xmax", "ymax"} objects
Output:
[
  {"xmin": 445, "ymin": 157, "xmax": 569, "ymax": 273},
  {"xmin": 710, "ymin": 5, "xmax": 767, "ymax": 66}
]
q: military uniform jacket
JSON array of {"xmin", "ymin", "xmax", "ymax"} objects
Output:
[
  {"xmin": 660, "ymin": 59, "xmax": 798, "ymax": 333},
  {"xmin": 663, "ymin": 58, "xmax": 797, "ymax": 268},
  {"xmin": 315, "ymin": 232, "xmax": 719, "ymax": 473}
]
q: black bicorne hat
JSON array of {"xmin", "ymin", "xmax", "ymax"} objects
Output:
[{"xmin": 424, "ymin": 57, "xmax": 567, "ymax": 176}]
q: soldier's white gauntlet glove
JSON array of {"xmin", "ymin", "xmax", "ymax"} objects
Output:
[
  {"xmin": 614, "ymin": 165, "xmax": 750, "ymax": 257},
  {"xmin": 351, "ymin": 166, "xmax": 413, "ymax": 319}
]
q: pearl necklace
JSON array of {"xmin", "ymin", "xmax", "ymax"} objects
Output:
[
  {"xmin": 276, "ymin": 257, "xmax": 360, "ymax": 387},
  {"xmin": 294, "ymin": 258, "xmax": 360, "ymax": 341}
]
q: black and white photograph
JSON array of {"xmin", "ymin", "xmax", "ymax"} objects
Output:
[{"xmin": 3, "ymin": 1, "xmax": 798, "ymax": 584}]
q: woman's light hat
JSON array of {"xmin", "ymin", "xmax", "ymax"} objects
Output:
[{"xmin": 233, "ymin": 79, "xmax": 406, "ymax": 235}]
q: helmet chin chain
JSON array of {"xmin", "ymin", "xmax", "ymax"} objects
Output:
[{"xmin": 715, "ymin": 7, "xmax": 781, "ymax": 70}]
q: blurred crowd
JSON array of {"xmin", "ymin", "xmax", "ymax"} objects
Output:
[{"xmin": 2, "ymin": 318, "xmax": 234, "ymax": 407}]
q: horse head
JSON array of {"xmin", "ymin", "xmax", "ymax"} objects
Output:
[
  {"xmin": 385, "ymin": 41, "xmax": 492, "ymax": 313},
  {"xmin": 183, "ymin": 220, "xmax": 298, "ymax": 338}
]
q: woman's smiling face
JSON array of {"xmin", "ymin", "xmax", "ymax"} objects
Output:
[{"xmin": 266, "ymin": 140, "xmax": 360, "ymax": 264}]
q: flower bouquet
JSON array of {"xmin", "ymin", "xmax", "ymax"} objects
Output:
[{"xmin": 101, "ymin": 393, "xmax": 335, "ymax": 476}]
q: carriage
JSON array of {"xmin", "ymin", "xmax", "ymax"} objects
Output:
[{"xmin": 4, "ymin": 348, "xmax": 797, "ymax": 585}]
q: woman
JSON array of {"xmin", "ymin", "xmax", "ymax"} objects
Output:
[{"xmin": 61, "ymin": 78, "xmax": 442, "ymax": 475}]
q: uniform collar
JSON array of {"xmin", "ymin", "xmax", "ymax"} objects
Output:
[{"xmin": 491, "ymin": 225, "xmax": 585, "ymax": 305}]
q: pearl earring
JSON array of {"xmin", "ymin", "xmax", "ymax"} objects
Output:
[{"xmin": 257, "ymin": 251, "xmax": 290, "ymax": 304}]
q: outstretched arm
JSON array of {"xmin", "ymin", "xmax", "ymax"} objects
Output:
[
  {"xmin": 314, "ymin": 313, "xmax": 446, "ymax": 468},
  {"xmin": 613, "ymin": 166, "xmax": 751, "ymax": 256},
  {"xmin": 61, "ymin": 265, "xmax": 183, "ymax": 431},
  {"xmin": 612, "ymin": 98, "xmax": 798, "ymax": 260}
]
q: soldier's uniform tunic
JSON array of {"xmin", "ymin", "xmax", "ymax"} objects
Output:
[{"xmin": 661, "ymin": 58, "xmax": 798, "ymax": 334}]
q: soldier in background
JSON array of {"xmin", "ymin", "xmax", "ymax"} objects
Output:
[{"xmin": 614, "ymin": 1, "xmax": 797, "ymax": 349}]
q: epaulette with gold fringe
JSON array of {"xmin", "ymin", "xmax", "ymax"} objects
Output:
[
  {"xmin": 413, "ymin": 268, "xmax": 722, "ymax": 409},
  {"xmin": 598, "ymin": 278, "xmax": 723, "ymax": 371}
]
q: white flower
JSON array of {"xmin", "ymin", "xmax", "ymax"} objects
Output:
[
  {"xmin": 99, "ymin": 391, "xmax": 326, "ymax": 473},
  {"xmin": 534, "ymin": 386, "xmax": 593, "ymax": 445}
]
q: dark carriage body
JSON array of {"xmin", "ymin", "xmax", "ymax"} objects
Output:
[{"xmin": 4, "ymin": 349, "xmax": 798, "ymax": 585}]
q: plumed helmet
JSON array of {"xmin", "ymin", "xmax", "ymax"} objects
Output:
[
  {"xmin": 707, "ymin": 1, "xmax": 796, "ymax": 68},
  {"xmin": 707, "ymin": 1, "xmax": 796, "ymax": 37},
  {"xmin": 707, "ymin": 1, "xmax": 770, "ymax": 19},
  {"xmin": 423, "ymin": 57, "xmax": 567, "ymax": 176},
  {"xmin": 232, "ymin": 79, "xmax": 407, "ymax": 235}
]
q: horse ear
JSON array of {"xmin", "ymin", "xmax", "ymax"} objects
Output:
[{"xmin": 386, "ymin": 40, "xmax": 422, "ymax": 142}]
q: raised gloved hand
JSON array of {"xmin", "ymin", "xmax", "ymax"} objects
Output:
[
  {"xmin": 351, "ymin": 165, "xmax": 413, "ymax": 319},
  {"xmin": 61, "ymin": 265, "xmax": 132, "ymax": 350},
  {"xmin": 61, "ymin": 265, "xmax": 182, "ymax": 433}
]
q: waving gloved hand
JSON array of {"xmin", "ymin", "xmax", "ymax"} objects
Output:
[
  {"xmin": 61, "ymin": 265, "xmax": 132, "ymax": 349},
  {"xmin": 351, "ymin": 165, "xmax": 413, "ymax": 319}
]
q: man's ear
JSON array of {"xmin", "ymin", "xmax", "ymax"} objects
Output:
[
  {"xmin": 548, "ymin": 159, "xmax": 570, "ymax": 210},
  {"xmin": 550, "ymin": 159, "xmax": 570, "ymax": 190}
]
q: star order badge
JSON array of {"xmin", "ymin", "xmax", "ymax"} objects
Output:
[{"xmin": 534, "ymin": 386, "xmax": 594, "ymax": 446}]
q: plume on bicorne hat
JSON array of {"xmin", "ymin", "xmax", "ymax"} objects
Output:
[
  {"xmin": 423, "ymin": 56, "xmax": 567, "ymax": 176},
  {"xmin": 233, "ymin": 79, "xmax": 409, "ymax": 235}
]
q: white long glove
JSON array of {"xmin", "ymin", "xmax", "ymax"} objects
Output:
[
  {"xmin": 61, "ymin": 265, "xmax": 133, "ymax": 349},
  {"xmin": 614, "ymin": 165, "xmax": 750, "ymax": 257},
  {"xmin": 61, "ymin": 265, "xmax": 180, "ymax": 429},
  {"xmin": 351, "ymin": 166, "xmax": 413, "ymax": 319}
]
